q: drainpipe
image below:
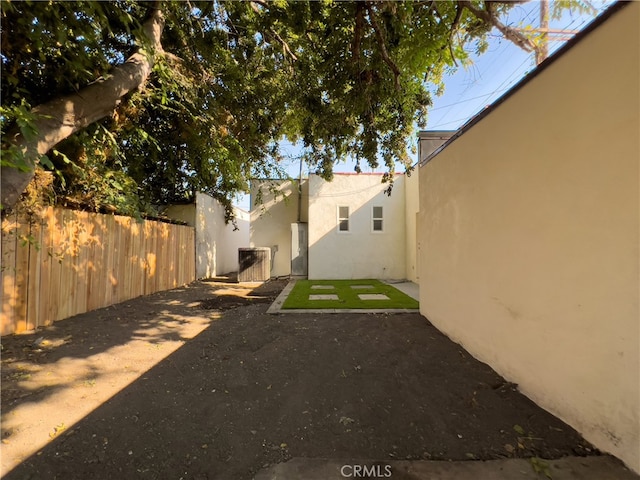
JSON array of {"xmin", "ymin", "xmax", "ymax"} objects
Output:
[
  {"xmin": 271, "ymin": 245, "xmax": 278, "ymax": 272},
  {"xmin": 297, "ymin": 156, "xmax": 303, "ymax": 223}
]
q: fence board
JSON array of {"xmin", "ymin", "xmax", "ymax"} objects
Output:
[
  {"xmin": 103, "ymin": 215, "xmax": 114, "ymax": 307},
  {"xmin": 76, "ymin": 211, "xmax": 89, "ymax": 315},
  {"xmin": 1, "ymin": 207, "xmax": 195, "ymax": 336},
  {"xmin": 1, "ymin": 213, "xmax": 18, "ymax": 335},
  {"xmin": 57, "ymin": 209, "xmax": 72, "ymax": 322},
  {"xmin": 26, "ymin": 218, "xmax": 42, "ymax": 331},
  {"xmin": 41, "ymin": 207, "xmax": 57, "ymax": 327},
  {"xmin": 37, "ymin": 210, "xmax": 51, "ymax": 328},
  {"xmin": 14, "ymin": 220, "xmax": 30, "ymax": 332}
]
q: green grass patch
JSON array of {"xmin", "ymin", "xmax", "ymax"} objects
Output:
[{"xmin": 282, "ymin": 279, "xmax": 419, "ymax": 310}]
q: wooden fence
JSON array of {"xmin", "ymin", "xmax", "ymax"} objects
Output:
[{"xmin": 1, "ymin": 207, "xmax": 195, "ymax": 336}]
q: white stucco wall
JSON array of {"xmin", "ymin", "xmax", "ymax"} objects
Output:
[
  {"xmin": 417, "ymin": 3, "xmax": 639, "ymax": 472},
  {"xmin": 165, "ymin": 193, "xmax": 250, "ymax": 279},
  {"xmin": 193, "ymin": 192, "xmax": 222, "ymax": 279},
  {"xmin": 407, "ymin": 132, "xmax": 454, "ymax": 285},
  {"xmin": 217, "ymin": 207, "xmax": 250, "ymax": 275},
  {"xmin": 250, "ymin": 180, "xmax": 307, "ymax": 278},
  {"xmin": 404, "ymin": 171, "xmax": 419, "ymax": 284},
  {"xmin": 308, "ymin": 174, "xmax": 406, "ymax": 280}
]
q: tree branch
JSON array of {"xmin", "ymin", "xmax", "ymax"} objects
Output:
[
  {"xmin": 459, "ymin": 0, "xmax": 538, "ymax": 54},
  {"xmin": 1, "ymin": 8, "xmax": 166, "ymax": 211},
  {"xmin": 269, "ymin": 28, "xmax": 298, "ymax": 62},
  {"xmin": 364, "ymin": 1, "xmax": 401, "ymax": 90},
  {"xmin": 249, "ymin": 1, "xmax": 297, "ymax": 62},
  {"xmin": 451, "ymin": 2, "xmax": 464, "ymax": 35},
  {"xmin": 448, "ymin": 3, "xmax": 464, "ymax": 66},
  {"xmin": 351, "ymin": 2, "xmax": 365, "ymax": 67}
]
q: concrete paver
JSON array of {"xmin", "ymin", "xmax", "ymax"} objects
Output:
[
  {"xmin": 309, "ymin": 294, "xmax": 339, "ymax": 300},
  {"xmin": 385, "ymin": 280, "xmax": 420, "ymax": 301},
  {"xmin": 358, "ymin": 293, "xmax": 390, "ymax": 300}
]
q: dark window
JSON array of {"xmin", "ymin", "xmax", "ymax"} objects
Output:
[
  {"xmin": 372, "ymin": 206, "xmax": 383, "ymax": 232},
  {"xmin": 338, "ymin": 206, "xmax": 350, "ymax": 232}
]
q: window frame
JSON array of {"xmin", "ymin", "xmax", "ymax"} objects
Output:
[
  {"xmin": 371, "ymin": 205, "xmax": 384, "ymax": 233},
  {"xmin": 337, "ymin": 205, "xmax": 350, "ymax": 233}
]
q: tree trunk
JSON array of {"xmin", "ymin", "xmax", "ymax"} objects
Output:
[{"xmin": 1, "ymin": 8, "xmax": 165, "ymax": 211}]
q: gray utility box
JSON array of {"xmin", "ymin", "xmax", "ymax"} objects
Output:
[{"xmin": 238, "ymin": 247, "xmax": 271, "ymax": 282}]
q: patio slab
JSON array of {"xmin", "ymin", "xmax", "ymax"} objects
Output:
[
  {"xmin": 357, "ymin": 293, "xmax": 390, "ymax": 300},
  {"xmin": 309, "ymin": 294, "xmax": 339, "ymax": 300},
  {"xmin": 384, "ymin": 280, "xmax": 420, "ymax": 301}
]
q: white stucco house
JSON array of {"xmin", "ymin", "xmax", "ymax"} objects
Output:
[
  {"xmin": 249, "ymin": 132, "xmax": 452, "ymax": 282},
  {"xmin": 249, "ymin": 133, "xmax": 452, "ymax": 282},
  {"xmin": 251, "ymin": 173, "xmax": 413, "ymax": 280},
  {"xmin": 307, "ymin": 173, "xmax": 407, "ymax": 280},
  {"xmin": 250, "ymin": 171, "xmax": 424, "ymax": 281}
]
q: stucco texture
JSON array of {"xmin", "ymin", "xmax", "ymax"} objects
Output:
[
  {"xmin": 418, "ymin": 3, "xmax": 639, "ymax": 473},
  {"xmin": 404, "ymin": 171, "xmax": 420, "ymax": 283},
  {"xmin": 218, "ymin": 207, "xmax": 250, "ymax": 275},
  {"xmin": 250, "ymin": 180, "xmax": 307, "ymax": 278},
  {"xmin": 165, "ymin": 193, "xmax": 249, "ymax": 278},
  {"xmin": 308, "ymin": 174, "xmax": 406, "ymax": 280}
]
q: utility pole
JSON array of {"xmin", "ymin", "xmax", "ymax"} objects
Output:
[
  {"xmin": 536, "ymin": 0, "xmax": 550, "ymax": 65},
  {"xmin": 516, "ymin": 0, "xmax": 579, "ymax": 65}
]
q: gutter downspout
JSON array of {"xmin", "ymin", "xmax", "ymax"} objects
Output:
[{"xmin": 297, "ymin": 157, "xmax": 303, "ymax": 223}]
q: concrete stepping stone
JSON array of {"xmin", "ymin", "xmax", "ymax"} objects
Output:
[
  {"xmin": 310, "ymin": 285, "xmax": 335, "ymax": 290},
  {"xmin": 358, "ymin": 293, "xmax": 390, "ymax": 300},
  {"xmin": 350, "ymin": 285, "xmax": 375, "ymax": 289},
  {"xmin": 309, "ymin": 294, "xmax": 339, "ymax": 300}
]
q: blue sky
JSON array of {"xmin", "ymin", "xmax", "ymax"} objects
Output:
[
  {"xmin": 235, "ymin": 0, "xmax": 615, "ymax": 210},
  {"xmin": 425, "ymin": 0, "xmax": 614, "ymax": 131}
]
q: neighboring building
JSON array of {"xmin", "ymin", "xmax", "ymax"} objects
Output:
[
  {"xmin": 250, "ymin": 172, "xmax": 423, "ymax": 281},
  {"xmin": 164, "ymin": 192, "xmax": 249, "ymax": 278},
  {"xmin": 250, "ymin": 179, "xmax": 309, "ymax": 278},
  {"xmin": 417, "ymin": 130, "xmax": 456, "ymax": 164},
  {"xmin": 307, "ymin": 173, "xmax": 406, "ymax": 280},
  {"xmin": 417, "ymin": 2, "xmax": 638, "ymax": 473}
]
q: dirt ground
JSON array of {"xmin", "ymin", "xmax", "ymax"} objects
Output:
[{"xmin": 1, "ymin": 278, "xmax": 598, "ymax": 480}]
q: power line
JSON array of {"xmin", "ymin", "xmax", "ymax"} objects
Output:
[
  {"xmin": 428, "ymin": 0, "xmax": 611, "ymax": 130},
  {"xmin": 433, "ymin": 50, "xmax": 519, "ymax": 127},
  {"xmin": 429, "ymin": 54, "xmax": 533, "ymax": 130},
  {"xmin": 428, "ymin": 3, "xmax": 535, "ymax": 126},
  {"xmin": 429, "ymin": 87, "xmax": 511, "ymax": 112}
]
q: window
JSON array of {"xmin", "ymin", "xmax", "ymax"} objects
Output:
[
  {"xmin": 338, "ymin": 206, "xmax": 350, "ymax": 232},
  {"xmin": 372, "ymin": 206, "xmax": 383, "ymax": 232}
]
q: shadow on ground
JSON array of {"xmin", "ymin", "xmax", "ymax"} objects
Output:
[
  {"xmin": 2, "ymin": 278, "xmax": 597, "ymax": 480},
  {"xmin": 1, "ymin": 277, "xmax": 283, "ymax": 420}
]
